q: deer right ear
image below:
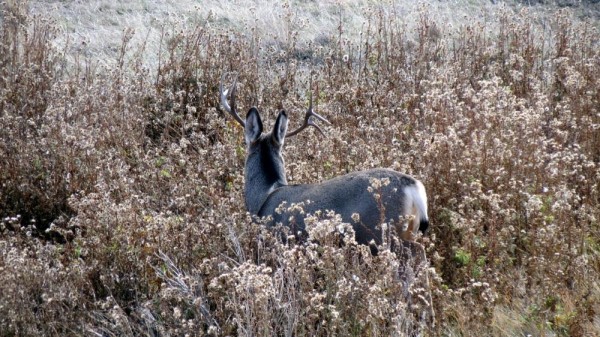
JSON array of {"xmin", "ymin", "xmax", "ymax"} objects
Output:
[
  {"xmin": 245, "ymin": 107, "xmax": 263, "ymax": 144},
  {"xmin": 272, "ymin": 110, "xmax": 288, "ymax": 147}
]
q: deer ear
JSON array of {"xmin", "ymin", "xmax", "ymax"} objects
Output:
[
  {"xmin": 245, "ymin": 107, "xmax": 263, "ymax": 144},
  {"xmin": 272, "ymin": 110, "xmax": 288, "ymax": 147}
]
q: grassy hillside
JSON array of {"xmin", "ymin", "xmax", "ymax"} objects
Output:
[
  {"xmin": 1, "ymin": 0, "xmax": 599, "ymax": 335},
  {"xmin": 27, "ymin": 0, "xmax": 600, "ymax": 66}
]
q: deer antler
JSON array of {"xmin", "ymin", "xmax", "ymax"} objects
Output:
[
  {"xmin": 286, "ymin": 92, "xmax": 331, "ymax": 137},
  {"xmin": 220, "ymin": 73, "xmax": 245, "ymax": 127}
]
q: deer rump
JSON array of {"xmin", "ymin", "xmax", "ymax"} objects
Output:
[{"xmin": 257, "ymin": 168, "xmax": 429, "ymax": 247}]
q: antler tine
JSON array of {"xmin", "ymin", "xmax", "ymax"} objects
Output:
[
  {"xmin": 220, "ymin": 73, "xmax": 245, "ymax": 128},
  {"xmin": 287, "ymin": 92, "xmax": 331, "ymax": 137}
]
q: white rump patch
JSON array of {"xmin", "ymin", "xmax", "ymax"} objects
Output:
[{"xmin": 403, "ymin": 180, "xmax": 429, "ymax": 235}]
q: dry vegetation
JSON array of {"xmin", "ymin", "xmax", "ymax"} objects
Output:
[{"xmin": 1, "ymin": 0, "xmax": 599, "ymax": 336}]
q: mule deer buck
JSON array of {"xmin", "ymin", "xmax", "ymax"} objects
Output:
[
  {"xmin": 220, "ymin": 75, "xmax": 429, "ymax": 248},
  {"xmin": 220, "ymin": 74, "xmax": 434, "ymax": 325}
]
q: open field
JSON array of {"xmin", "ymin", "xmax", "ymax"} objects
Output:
[{"xmin": 1, "ymin": 0, "xmax": 599, "ymax": 335}]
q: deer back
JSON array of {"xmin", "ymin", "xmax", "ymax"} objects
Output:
[{"xmin": 258, "ymin": 168, "xmax": 426, "ymax": 246}]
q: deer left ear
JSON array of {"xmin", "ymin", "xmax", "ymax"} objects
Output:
[
  {"xmin": 272, "ymin": 110, "xmax": 288, "ymax": 146},
  {"xmin": 245, "ymin": 107, "xmax": 263, "ymax": 145}
]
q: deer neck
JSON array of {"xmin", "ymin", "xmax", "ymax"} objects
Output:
[{"xmin": 244, "ymin": 141, "xmax": 288, "ymax": 214}]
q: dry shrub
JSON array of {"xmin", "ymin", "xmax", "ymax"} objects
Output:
[
  {"xmin": 0, "ymin": 2, "xmax": 72, "ymax": 236},
  {"xmin": 1, "ymin": 1, "xmax": 599, "ymax": 336}
]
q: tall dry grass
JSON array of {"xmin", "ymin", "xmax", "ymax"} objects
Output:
[{"xmin": 1, "ymin": 0, "xmax": 599, "ymax": 336}]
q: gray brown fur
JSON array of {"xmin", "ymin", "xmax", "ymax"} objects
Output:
[{"xmin": 242, "ymin": 108, "xmax": 429, "ymax": 247}]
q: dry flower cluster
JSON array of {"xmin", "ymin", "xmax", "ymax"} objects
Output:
[{"xmin": 1, "ymin": 1, "xmax": 599, "ymax": 336}]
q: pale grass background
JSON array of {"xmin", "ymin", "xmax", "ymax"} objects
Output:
[{"xmin": 29, "ymin": 0, "xmax": 600, "ymax": 68}]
